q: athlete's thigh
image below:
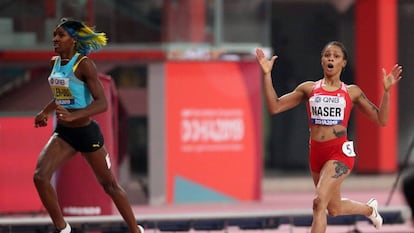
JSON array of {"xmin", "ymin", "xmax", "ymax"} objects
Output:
[
  {"xmin": 35, "ymin": 134, "xmax": 77, "ymax": 177},
  {"xmin": 316, "ymin": 160, "xmax": 350, "ymax": 198},
  {"xmin": 82, "ymin": 147, "xmax": 114, "ymax": 183}
]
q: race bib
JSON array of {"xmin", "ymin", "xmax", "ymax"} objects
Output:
[
  {"xmin": 342, "ymin": 141, "xmax": 356, "ymax": 157},
  {"xmin": 309, "ymin": 94, "xmax": 346, "ymax": 125},
  {"xmin": 49, "ymin": 77, "xmax": 75, "ymax": 105}
]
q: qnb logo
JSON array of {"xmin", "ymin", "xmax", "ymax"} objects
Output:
[
  {"xmin": 315, "ymin": 96, "xmax": 340, "ymax": 103},
  {"xmin": 181, "ymin": 118, "xmax": 244, "ymax": 143},
  {"xmin": 49, "ymin": 78, "xmax": 67, "ymax": 86}
]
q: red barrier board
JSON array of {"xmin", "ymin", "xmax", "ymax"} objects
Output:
[
  {"xmin": 164, "ymin": 61, "xmax": 262, "ymax": 203},
  {"xmin": 0, "ymin": 116, "xmax": 51, "ymax": 213}
]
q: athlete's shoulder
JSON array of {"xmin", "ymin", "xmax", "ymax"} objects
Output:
[
  {"xmin": 75, "ymin": 55, "xmax": 95, "ymax": 70},
  {"xmin": 346, "ymin": 84, "xmax": 364, "ymax": 100},
  {"xmin": 297, "ymin": 80, "xmax": 317, "ymax": 89},
  {"xmin": 76, "ymin": 54, "xmax": 89, "ymax": 63},
  {"xmin": 295, "ymin": 81, "xmax": 317, "ymax": 97},
  {"xmin": 302, "ymin": 80, "xmax": 319, "ymax": 86},
  {"xmin": 346, "ymin": 84, "xmax": 362, "ymax": 92}
]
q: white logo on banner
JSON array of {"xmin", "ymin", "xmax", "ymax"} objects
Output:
[
  {"xmin": 180, "ymin": 109, "xmax": 245, "ymax": 152},
  {"xmin": 63, "ymin": 206, "xmax": 101, "ymax": 215}
]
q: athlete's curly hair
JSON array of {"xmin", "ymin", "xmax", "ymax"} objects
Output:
[{"xmin": 57, "ymin": 18, "xmax": 107, "ymax": 55}]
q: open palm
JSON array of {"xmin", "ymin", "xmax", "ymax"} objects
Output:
[
  {"xmin": 383, "ymin": 64, "xmax": 402, "ymax": 91},
  {"xmin": 256, "ymin": 48, "xmax": 277, "ymax": 74}
]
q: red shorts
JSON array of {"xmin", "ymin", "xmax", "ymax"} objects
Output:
[{"xmin": 309, "ymin": 136, "xmax": 355, "ymax": 173}]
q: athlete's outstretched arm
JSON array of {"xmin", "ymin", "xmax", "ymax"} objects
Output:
[
  {"xmin": 353, "ymin": 64, "xmax": 402, "ymax": 126},
  {"xmin": 256, "ymin": 48, "xmax": 308, "ymax": 115}
]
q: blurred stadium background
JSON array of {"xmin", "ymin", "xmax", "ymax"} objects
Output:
[{"xmin": 0, "ymin": 0, "xmax": 414, "ymax": 232}]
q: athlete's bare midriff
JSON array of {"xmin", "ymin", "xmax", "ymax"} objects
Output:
[
  {"xmin": 310, "ymin": 124, "xmax": 347, "ymax": 142},
  {"xmin": 57, "ymin": 108, "xmax": 91, "ymax": 127}
]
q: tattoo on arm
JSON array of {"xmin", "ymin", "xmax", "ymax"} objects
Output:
[
  {"xmin": 332, "ymin": 128, "xmax": 347, "ymax": 137},
  {"xmin": 332, "ymin": 161, "xmax": 349, "ymax": 179},
  {"xmin": 360, "ymin": 93, "xmax": 378, "ymax": 111}
]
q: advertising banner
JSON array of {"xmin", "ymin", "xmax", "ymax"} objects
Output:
[
  {"xmin": 0, "ymin": 116, "xmax": 50, "ymax": 213},
  {"xmin": 161, "ymin": 61, "xmax": 262, "ymax": 203}
]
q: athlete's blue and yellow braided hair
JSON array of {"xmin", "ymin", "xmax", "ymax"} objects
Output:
[{"xmin": 57, "ymin": 18, "xmax": 107, "ymax": 55}]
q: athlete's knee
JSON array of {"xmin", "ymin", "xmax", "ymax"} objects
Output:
[
  {"xmin": 312, "ymin": 196, "xmax": 327, "ymax": 212},
  {"xmin": 101, "ymin": 179, "xmax": 122, "ymax": 196},
  {"xmin": 33, "ymin": 170, "xmax": 50, "ymax": 187}
]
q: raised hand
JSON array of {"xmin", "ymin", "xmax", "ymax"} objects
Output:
[
  {"xmin": 382, "ymin": 64, "xmax": 402, "ymax": 92},
  {"xmin": 256, "ymin": 48, "xmax": 277, "ymax": 75}
]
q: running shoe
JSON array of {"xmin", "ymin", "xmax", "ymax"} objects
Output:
[
  {"xmin": 138, "ymin": 224, "xmax": 145, "ymax": 233},
  {"xmin": 367, "ymin": 198, "xmax": 383, "ymax": 229},
  {"xmin": 54, "ymin": 222, "xmax": 71, "ymax": 233}
]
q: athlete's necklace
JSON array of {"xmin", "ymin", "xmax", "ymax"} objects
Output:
[{"xmin": 61, "ymin": 53, "xmax": 76, "ymax": 62}]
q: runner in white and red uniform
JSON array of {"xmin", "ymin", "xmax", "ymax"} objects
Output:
[
  {"xmin": 306, "ymin": 80, "xmax": 354, "ymax": 173},
  {"xmin": 256, "ymin": 41, "xmax": 402, "ymax": 233}
]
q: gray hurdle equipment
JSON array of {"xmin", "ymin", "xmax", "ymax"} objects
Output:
[{"xmin": 0, "ymin": 206, "xmax": 410, "ymax": 233}]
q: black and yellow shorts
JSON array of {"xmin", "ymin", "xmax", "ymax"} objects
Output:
[{"xmin": 54, "ymin": 120, "xmax": 104, "ymax": 152}]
